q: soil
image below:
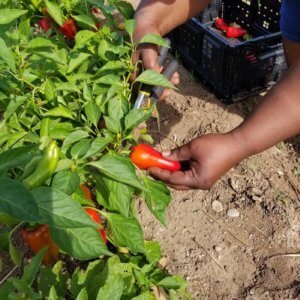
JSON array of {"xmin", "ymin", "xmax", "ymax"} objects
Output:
[
  {"xmin": 129, "ymin": 2, "xmax": 300, "ymax": 299},
  {"xmin": 136, "ymin": 61, "xmax": 300, "ymax": 299},
  {"xmin": 1, "ymin": 1, "xmax": 299, "ymax": 298}
]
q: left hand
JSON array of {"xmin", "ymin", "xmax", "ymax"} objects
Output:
[{"xmin": 148, "ymin": 133, "xmax": 248, "ymax": 190}]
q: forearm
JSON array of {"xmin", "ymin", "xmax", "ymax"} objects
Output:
[
  {"xmin": 231, "ymin": 60, "xmax": 300, "ymax": 158},
  {"xmin": 134, "ymin": 0, "xmax": 210, "ymax": 39}
]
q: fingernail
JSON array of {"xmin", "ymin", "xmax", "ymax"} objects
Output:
[{"xmin": 162, "ymin": 150, "xmax": 171, "ymax": 157}]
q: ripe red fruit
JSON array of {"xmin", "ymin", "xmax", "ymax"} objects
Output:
[
  {"xmin": 130, "ymin": 144, "xmax": 181, "ymax": 171},
  {"xmin": 38, "ymin": 18, "xmax": 52, "ymax": 31},
  {"xmin": 59, "ymin": 18, "xmax": 77, "ymax": 39},
  {"xmin": 85, "ymin": 208, "xmax": 107, "ymax": 244},
  {"xmin": 214, "ymin": 17, "xmax": 229, "ymax": 31},
  {"xmin": 226, "ymin": 27, "xmax": 247, "ymax": 38}
]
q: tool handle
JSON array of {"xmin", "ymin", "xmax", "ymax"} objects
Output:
[
  {"xmin": 158, "ymin": 38, "xmax": 171, "ymax": 66},
  {"xmin": 151, "ymin": 59, "xmax": 179, "ymax": 100}
]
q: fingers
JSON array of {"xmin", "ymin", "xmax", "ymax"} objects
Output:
[
  {"xmin": 148, "ymin": 167, "xmax": 197, "ymax": 189},
  {"xmin": 140, "ymin": 44, "xmax": 160, "ymax": 71},
  {"xmin": 162, "ymin": 143, "xmax": 192, "ymax": 162}
]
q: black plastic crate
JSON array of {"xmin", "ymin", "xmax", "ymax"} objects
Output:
[{"xmin": 170, "ymin": 0, "xmax": 286, "ymax": 104}]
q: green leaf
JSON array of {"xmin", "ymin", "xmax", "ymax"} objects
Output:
[
  {"xmin": 0, "ymin": 145, "xmax": 40, "ymax": 175},
  {"xmin": 139, "ymin": 34, "xmax": 170, "ymax": 48},
  {"xmin": 82, "ymin": 137, "xmax": 109, "ymax": 159},
  {"xmin": 83, "ymin": 81, "xmax": 92, "ymax": 101},
  {"xmin": 70, "ymin": 139, "xmax": 91, "ymax": 160},
  {"xmin": 135, "ymin": 69, "xmax": 176, "ymax": 89},
  {"xmin": 48, "ymin": 286, "xmax": 58, "ymax": 299},
  {"xmin": 22, "ymin": 248, "xmax": 47, "ymax": 286},
  {"xmin": 45, "ymin": 0, "xmax": 64, "ymax": 26},
  {"xmin": 104, "ymin": 178, "xmax": 134, "ymax": 217},
  {"xmin": 96, "ymin": 273, "xmax": 124, "ymax": 300},
  {"xmin": 9, "ymin": 239, "xmax": 22, "ymax": 266},
  {"xmin": 145, "ymin": 241, "xmax": 161, "ymax": 263},
  {"xmin": 103, "ymin": 116, "xmax": 121, "ymax": 133},
  {"xmin": 28, "ymin": 37, "xmax": 55, "ymax": 50},
  {"xmin": 44, "ymin": 78, "xmax": 56, "ymax": 102},
  {"xmin": 75, "ymin": 30, "xmax": 96, "ymax": 49},
  {"xmin": 76, "ymin": 288, "xmax": 88, "ymax": 300},
  {"xmin": 72, "ymin": 15, "xmax": 96, "ymax": 30},
  {"xmin": 0, "ymin": 178, "xmax": 40, "ymax": 222},
  {"xmin": 85, "ymin": 101, "xmax": 101, "ymax": 128},
  {"xmin": 61, "ymin": 130, "xmax": 89, "ymax": 152},
  {"xmin": 132, "ymin": 291, "xmax": 156, "ymax": 300},
  {"xmin": 0, "ymin": 38, "xmax": 16, "ymax": 72},
  {"xmin": 124, "ymin": 107, "xmax": 153, "ymax": 132},
  {"xmin": 157, "ymin": 276, "xmax": 183, "ymax": 290},
  {"xmin": 50, "ymin": 227, "xmax": 111, "ymax": 260},
  {"xmin": 68, "ymin": 52, "xmax": 91, "ymax": 74},
  {"xmin": 0, "ymin": 231, "xmax": 9, "ymax": 251},
  {"xmin": 143, "ymin": 178, "xmax": 171, "ymax": 225},
  {"xmin": 95, "ymin": 74, "xmax": 123, "ymax": 86},
  {"xmin": 114, "ymin": 1, "xmax": 135, "ymax": 20},
  {"xmin": 88, "ymin": 154, "xmax": 144, "ymax": 190},
  {"xmin": 38, "ymin": 261, "xmax": 68, "ymax": 297},
  {"xmin": 108, "ymin": 96, "xmax": 129, "ymax": 119},
  {"xmin": 51, "ymin": 170, "xmax": 80, "ymax": 195},
  {"xmin": 125, "ymin": 19, "xmax": 135, "ymax": 39},
  {"xmin": 0, "ymin": 212, "xmax": 19, "ymax": 226},
  {"xmin": 0, "ymin": 9, "xmax": 27, "ymax": 24},
  {"xmin": 49, "ymin": 122, "xmax": 74, "ymax": 140},
  {"xmin": 32, "ymin": 187, "xmax": 98, "ymax": 229},
  {"xmin": 44, "ymin": 106, "xmax": 75, "ymax": 120},
  {"xmin": 105, "ymin": 212, "xmax": 145, "ymax": 253}
]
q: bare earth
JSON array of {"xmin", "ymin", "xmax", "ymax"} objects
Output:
[
  {"xmin": 129, "ymin": 1, "xmax": 299, "ymax": 298},
  {"xmin": 137, "ymin": 60, "xmax": 300, "ymax": 299}
]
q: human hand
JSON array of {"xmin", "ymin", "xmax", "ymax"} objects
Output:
[
  {"xmin": 148, "ymin": 133, "xmax": 248, "ymax": 190},
  {"xmin": 132, "ymin": 2, "xmax": 180, "ymax": 99}
]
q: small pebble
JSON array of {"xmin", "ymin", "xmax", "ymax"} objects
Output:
[
  {"xmin": 251, "ymin": 187, "xmax": 262, "ymax": 195},
  {"xmin": 214, "ymin": 245, "xmax": 222, "ymax": 252},
  {"xmin": 227, "ymin": 208, "xmax": 240, "ymax": 218},
  {"xmin": 212, "ymin": 200, "xmax": 223, "ymax": 212}
]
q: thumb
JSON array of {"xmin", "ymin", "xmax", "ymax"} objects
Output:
[{"xmin": 162, "ymin": 144, "xmax": 192, "ymax": 162}]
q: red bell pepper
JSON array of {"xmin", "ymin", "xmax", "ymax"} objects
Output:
[
  {"xmin": 59, "ymin": 18, "xmax": 77, "ymax": 39},
  {"xmin": 21, "ymin": 225, "xmax": 59, "ymax": 266},
  {"xmin": 226, "ymin": 27, "xmax": 247, "ymax": 38},
  {"xmin": 130, "ymin": 144, "xmax": 181, "ymax": 171},
  {"xmin": 38, "ymin": 18, "xmax": 52, "ymax": 31},
  {"xmin": 214, "ymin": 17, "xmax": 229, "ymax": 31},
  {"xmin": 85, "ymin": 208, "xmax": 107, "ymax": 244}
]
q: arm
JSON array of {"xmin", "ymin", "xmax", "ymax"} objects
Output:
[
  {"xmin": 134, "ymin": 0, "xmax": 211, "ymax": 40},
  {"xmin": 133, "ymin": 0, "xmax": 210, "ymax": 78},
  {"xmin": 149, "ymin": 60, "xmax": 300, "ymax": 190}
]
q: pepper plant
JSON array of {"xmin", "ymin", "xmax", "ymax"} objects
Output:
[{"xmin": 0, "ymin": 1, "xmax": 190, "ymax": 299}]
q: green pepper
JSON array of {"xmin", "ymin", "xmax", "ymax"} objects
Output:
[{"xmin": 22, "ymin": 141, "xmax": 59, "ymax": 190}]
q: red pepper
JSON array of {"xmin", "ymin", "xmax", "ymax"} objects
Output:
[
  {"xmin": 130, "ymin": 144, "xmax": 181, "ymax": 171},
  {"xmin": 84, "ymin": 208, "xmax": 107, "ymax": 244},
  {"xmin": 226, "ymin": 27, "xmax": 247, "ymax": 38},
  {"xmin": 80, "ymin": 184, "xmax": 94, "ymax": 201},
  {"xmin": 38, "ymin": 18, "xmax": 52, "ymax": 31},
  {"xmin": 59, "ymin": 18, "xmax": 77, "ymax": 39},
  {"xmin": 214, "ymin": 17, "xmax": 229, "ymax": 31},
  {"xmin": 21, "ymin": 225, "xmax": 59, "ymax": 266}
]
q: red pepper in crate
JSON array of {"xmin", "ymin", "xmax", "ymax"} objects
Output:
[
  {"xmin": 59, "ymin": 18, "xmax": 77, "ymax": 39},
  {"xmin": 21, "ymin": 225, "xmax": 59, "ymax": 266},
  {"xmin": 214, "ymin": 17, "xmax": 229, "ymax": 31},
  {"xmin": 226, "ymin": 27, "xmax": 248, "ymax": 38}
]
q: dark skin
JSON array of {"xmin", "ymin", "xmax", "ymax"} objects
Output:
[{"xmin": 134, "ymin": 0, "xmax": 300, "ymax": 190}]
